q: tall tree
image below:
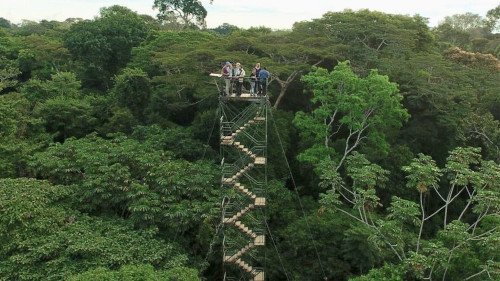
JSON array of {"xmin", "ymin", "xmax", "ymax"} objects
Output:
[
  {"xmin": 319, "ymin": 147, "xmax": 500, "ymax": 281},
  {"xmin": 154, "ymin": 0, "xmax": 208, "ymax": 29},
  {"xmin": 441, "ymin": 12, "xmax": 486, "ymax": 32},
  {"xmin": 64, "ymin": 6, "xmax": 151, "ymax": 89},
  {"xmin": 0, "ymin": 17, "xmax": 11, "ymax": 28},
  {"xmin": 0, "ymin": 178, "xmax": 195, "ymax": 280},
  {"xmin": 0, "ymin": 56, "xmax": 20, "ymax": 92},
  {"xmin": 0, "ymin": 93, "xmax": 45, "ymax": 178},
  {"xmin": 112, "ymin": 68, "xmax": 151, "ymax": 120},
  {"xmin": 258, "ymin": 29, "xmax": 334, "ymax": 109},
  {"xmin": 294, "ymin": 61, "xmax": 409, "ymax": 171},
  {"xmin": 485, "ymin": 5, "xmax": 500, "ymax": 33}
]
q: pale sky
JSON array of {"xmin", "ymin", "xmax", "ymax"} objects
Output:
[{"xmin": 0, "ymin": 0, "xmax": 497, "ymax": 29}]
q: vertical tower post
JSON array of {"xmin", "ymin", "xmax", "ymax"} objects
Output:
[{"xmin": 220, "ymin": 94, "xmax": 267, "ymax": 281}]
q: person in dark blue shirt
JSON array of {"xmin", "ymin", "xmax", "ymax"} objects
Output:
[{"xmin": 258, "ymin": 67, "xmax": 270, "ymax": 96}]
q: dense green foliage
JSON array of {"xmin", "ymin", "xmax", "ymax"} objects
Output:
[{"xmin": 0, "ymin": 3, "xmax": 499, "ymax": 281}]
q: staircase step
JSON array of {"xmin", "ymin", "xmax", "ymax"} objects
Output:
[
  {"xmin": 254, "ymin": 235, "xmax": 265, "ymax": 246},
  {"xmin": 255, "ymin": 197, "xmax": 266, "ymax": 206},
  {"xmin": 253, "ymin": 271, "xmax": 265, "ymax": 281},
  {"xmin": 229, "ymin": 206, "xmax": 254, "ymax": 222},
  {"xmin": 254, "ymin": 157, "xmax": 266, "ymax": 165}
]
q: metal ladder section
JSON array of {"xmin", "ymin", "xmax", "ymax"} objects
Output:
[{"xmin": 220, "ymin": 99, "xmax": 267, "ymax": 281}]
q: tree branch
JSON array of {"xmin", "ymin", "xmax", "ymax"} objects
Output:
[
  {"xmin": 433, "ymin": 187, "xmax": 447, "ymax": 202},
  {"xmin": 465, "ymin": 269, "xmax": 487, "ymax": 280},
  {"xmin": 416, "ymin": 192, "xmax": 425, "ymax": 254},
  {"xmin": 458, "ymin": 187, "xmax": 476, "ymax": 221},
  {"xmin": 444, "ymin": 183, "xmax": 456, "ymax": 227}
]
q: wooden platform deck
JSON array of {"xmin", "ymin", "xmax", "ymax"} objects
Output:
[{"xmin": 220, "ymin": 93, "xmax": 267, "ymax": 102}]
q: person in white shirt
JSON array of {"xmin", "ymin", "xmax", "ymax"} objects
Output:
[{"xmin": 234, "ymin": 62, "xmax": 245, "ymax": 96}]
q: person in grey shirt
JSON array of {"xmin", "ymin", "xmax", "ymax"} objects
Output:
[{"xmin": 221, "ymin": 61, "xmax": 232, "ymax": 96}]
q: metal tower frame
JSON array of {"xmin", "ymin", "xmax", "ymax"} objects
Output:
[{"xmin": 220, "ymin": 93, "xmax": 268, "ymax": 281}]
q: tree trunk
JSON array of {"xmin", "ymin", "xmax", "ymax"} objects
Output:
[
  {"xmin": 273, "ymin": 71, "xmax": 299, "ymax": 109},
  {"xmin": 273, "ymin": 87, "xmax": 288, "ymax": 109}
]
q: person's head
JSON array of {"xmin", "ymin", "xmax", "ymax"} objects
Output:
[
  {"xmin": 255, "ymin": 63, "xmax": 260, "ymax": 68},
  {"xmin": 236, "ymin": 62, "xmax": 241, "ymax": 68}
]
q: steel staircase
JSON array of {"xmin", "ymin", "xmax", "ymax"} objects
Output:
[{"xmin": 220, "ymin": 98, "xmax": 267, "ymax": 281}]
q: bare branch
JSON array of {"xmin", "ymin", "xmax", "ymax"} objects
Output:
[
  {"xmin": 376, "ymin": 39, "xmax": 388, "ymax": 51},
  {"xmin": 338, "ymin": 189, "xmax": 355, "ymax": 205},
  {"xmin": 458, "ymin": 187, "xmax": 476, "ymax": 221},
  {"xmin": 416, "ymin": 192, "xmax": 425, "ymax": 254},
  {"xmin": 465, "ymin": 269, "xmax": 487, "ymax": 280},
  {"xmin": 433, "ymin": 187, "xmax": 447, "ymax": 202}
]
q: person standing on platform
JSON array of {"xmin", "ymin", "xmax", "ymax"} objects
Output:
[
  {"xmin": 251, "ymin": 63, "xmax": 261, "ymax": 96},
  {"xmin": 250, "ymin": 68, "xmax": 256, "ymax": 95},
  {"xmin": 221, "ymin": 62, "xmax": 232, "ymax": 96},
  {"xmin": 235, "ymin": 62, "xmax": 245, "ymax": 96},
  {"xmin": 258, "ymin": 67, "xmax": 269, "ymax": 96}
]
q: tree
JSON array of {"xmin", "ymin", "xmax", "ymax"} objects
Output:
[
  {"xmin": 441, "ymin": 13, "xmax": 486, "ymax": 32},
  {"xmin": 457, "ymin": 112, "xmax": 500, "ymax": 161},
  {"xmin": 34, "ymin": 96, "xmax": 97, "ymax": 141},
  {"xmin": 153, "ymin": 0, "xmax": 208, "ymax": 29},
  {"xmin": 293, "ymin": 10, "xmax": 434, "ymax": 70},
  {"xmin": 210, "ymin": 23, "xmax": 240, "ymax": 36},
  {"xmin": 17, "ymin": 34, "xmax": 72, "ymax": 80},
  {"xmin": 485, "ymin": 5, "xmax": 500, "ymax": 33},
  {"xmin": 112, "ymin": 68, "xmax": 151, "ymax": 120},
  {"xmin": 132, "ymin": 125, "xmax": 215, "ymax": 161},
  {"xmin": 0, "ymin": 56, "xmax": 20, "ymax": 93},
  {"xmin": 294, "ymin": 61, "xmax": 409, "ymax": 171},
  {"xmin": 22, "ymin": 71, "xmax": 81, "ymax": 103},
  {"xmin": 69, "ymin": 264, "xmax": 200, "ymax": 281},
  {"xmin": 444, "ymin": 46, "xmax": 500, "ymax": 71},
  {"xmin": 257, "ymin": 29, "xmax": 334, "ymax": 109},
  {"xmin": 319, "ymin": 147, "xmax": 500, "ymax": 280},
  {"xmin": 0, "ymin": 93, "xmax": 45, "ymax": 178},
  {"xmin": 129, "ymin": 31, "xmax": 219, "ymax": 125},
  {"xmin": 434, "ymin": 9, "xmax": 499, "ymax": 55},
  {"xmin": 349, "ymin": 263, "xmax": 406, "ymax": 281},
  {"xmin": 98, "ymin": 107, "xmax": 139, "ymax": 135},
  {"xmin": 375, "ymin": 46, "xmax": 499, "ymax": 163},
  {"xmin": 0, "ymin": 17, "xmax": 11, "ymax": 28},
  {"xmin": 64, "ymin": 6, "xmax": 151, "ymax": 89},
  {"xmin": 29, "ymin": 134, "xmax": 220, "ymax": 235},
  {"xmin": 0, "ymin": 178, "xmax": 192, "ymax": 280}
]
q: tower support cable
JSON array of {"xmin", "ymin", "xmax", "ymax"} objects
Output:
[{"xmin": 268, "ymin": 105, "xmax": 328, "ymax": 280}]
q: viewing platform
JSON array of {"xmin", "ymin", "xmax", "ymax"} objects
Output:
[
  {"xmin": 220, "ymin": 93, "xmax": 267, "ymax": 102},
  {"xmin": 210, "ymin": 73, "xmax": 268, "ymax": 102}
]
